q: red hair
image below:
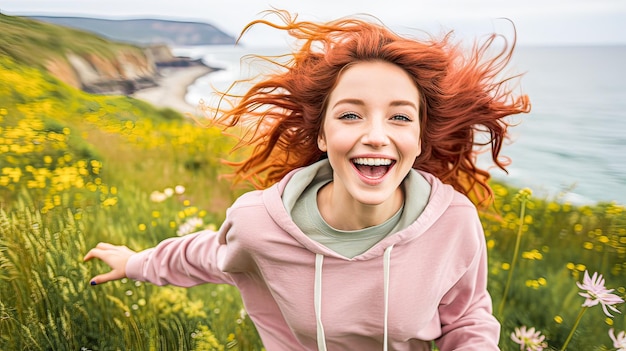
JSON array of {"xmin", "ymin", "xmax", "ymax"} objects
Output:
[{"xmin": 206, "ymin": 10, "xmax": 530, "ymax": 204}]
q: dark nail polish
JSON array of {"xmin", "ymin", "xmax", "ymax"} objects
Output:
[{"xmin": 90, "ymin": 281, "xmax": 97, "ymax": 286}]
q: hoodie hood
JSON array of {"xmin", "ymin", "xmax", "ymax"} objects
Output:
[
  {"xmin": 262, "ymin": 160, "xmax": 456, "ymax": 261},
  {"xmin": 259, "ymin": 160, "xmax": 466, "ymax": 350}
]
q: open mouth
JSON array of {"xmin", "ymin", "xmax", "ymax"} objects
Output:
[{"xmin": 351, "ymin": 157, "xmax": 395, "ymax": 180}]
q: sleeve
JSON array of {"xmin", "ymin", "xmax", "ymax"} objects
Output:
[
  {"xmin": 125, "ymin": 227, "xmax": 236, "ymax": 287},
  {"xmin": 434, "ymin": 220, "xmax": 501, "ymax": 351}
]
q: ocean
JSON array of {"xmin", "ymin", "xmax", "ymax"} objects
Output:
[{"xmin": 173, "ymin": 45, "xmax": 626, "ymax": 205}]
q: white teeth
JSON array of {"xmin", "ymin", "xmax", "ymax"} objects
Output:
[{"xmin": 352, "ymin": 158, "xmax": 393, "ymax": 166}]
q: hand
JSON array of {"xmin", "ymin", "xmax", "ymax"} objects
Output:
[{"xmin": 83, "ymin": 242, "xmax": 136, "ymax": 285}]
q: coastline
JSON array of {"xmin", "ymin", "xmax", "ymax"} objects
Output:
[{"xmin": 131, "ymin": 65, "xmax": 213, "ymax": 115}]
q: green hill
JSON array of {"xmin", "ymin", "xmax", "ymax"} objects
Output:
[
  {"xmin": 0, "ymin": 53, "xmax": 261, "ymax": 349},
  {"xmin": 0, "ymin": 15, "xmax": 256, "ymax": 349},
  {"xmin": 0, "ymin": 13, "xmax": 163, "ymax": 94},
  {"xmin": 0, "ymin": 12, "xmax": 242, "ymax": 210},
  {"xmin": 28, "ymin": 16, "xmax": 237, "ymax": 46},
  {"xmin": 0, "ymin": 14, "xmax": 144, "ymax": 68}
]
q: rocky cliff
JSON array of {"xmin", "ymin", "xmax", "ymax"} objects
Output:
[
  {"xmin": 1, "ymin": 14, "xmax": 211, "ymax": 95},
  {"xmin": 45, "ymin": 48, "xmax": 159, "ymax": 95},
  {"xmin": 44, "ymin": 45, "xmax": 206, "ymax": 95}
]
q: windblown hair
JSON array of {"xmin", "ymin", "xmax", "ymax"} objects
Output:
[{"xmin": 206, "ymin": 10, "xmax": 530, "ymax": 204}]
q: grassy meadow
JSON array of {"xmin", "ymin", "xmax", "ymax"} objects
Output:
[{"xmin": 1, "ymin": 52, "xmax": 625, "ymax": 350}]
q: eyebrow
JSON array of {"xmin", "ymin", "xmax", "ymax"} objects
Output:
[{"xmin": 332, "ymin": 98, "xmax": 418, "ymax": 110}]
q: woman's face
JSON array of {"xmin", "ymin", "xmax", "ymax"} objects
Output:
[{"xmin": 318, "ymin": 60, "xmax": 422, "ymax": 209}]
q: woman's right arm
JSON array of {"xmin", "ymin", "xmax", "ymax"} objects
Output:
[
  {"xmin": 129, "ymin": 229, "xmax": 235, "ymax": 287},
  {"xmin": 84, "ymin": 229, "xmax": 236, "ymax": 287}
]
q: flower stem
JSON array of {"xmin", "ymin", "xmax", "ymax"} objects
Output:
[
  {"xmin": 559, "ymin": 306, "xmax": 588, "ymax": 351},
  {"xmin": 497, "ymin": 196, "xmax": 527, "ymax": 317}
]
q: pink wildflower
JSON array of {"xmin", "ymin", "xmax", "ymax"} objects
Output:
[
  {"xmin": 511, "ymin": 326, "xmax": 548, "ymax": 351},
  {"xmin": 609, "ymin": 328, "xmax": 626, "ymax": 351},
  {"xmin": 576, "ymin": 270, "xmax": 624, "ymax": 317}
]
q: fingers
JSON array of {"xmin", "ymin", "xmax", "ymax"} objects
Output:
[
  {"xmin": 95, "ymin": 242, "xmax": 118, "ymax": 250},
  {"xmin": 83, "ymin": 242, "xmax": 135, "ymax": 286},
  {"xmin": 90, "ymin": 269, "xmax": 125, "ymax": 285},
  {"xmin": 83, "ymin": 248, "xmax": 102, "ymax": 262},
  {"xmin": 83, "ymin": 242, "xmax": 129, "ymax": 261},
  {"xmin": 84, "ymin": 242, "xmax": 110, "ymax": 261}
]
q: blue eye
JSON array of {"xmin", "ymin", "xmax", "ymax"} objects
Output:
[
  {"xmin": 339, "ymin": 112, "xmax": 360, "ymax": 120},
  {"xmin": 391, "ymin": 114, "xmax": 411, "ymax": 122}
]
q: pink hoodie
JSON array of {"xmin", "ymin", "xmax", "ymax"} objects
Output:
[{"xmin": 126, "ymin": 168, "xmax": 500, "ymax": 350}]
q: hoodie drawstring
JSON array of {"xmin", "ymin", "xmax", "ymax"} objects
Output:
[
  {"xmin": 315, "ymin": 254, "xmax": 327, "ymax": 351},
  {"xmin": 382, "ymin": 245, "xmax": 394, "ymax": 351},
  {"xmin": 314, "ymin": 245, "xmax": 394, "ymax": 351}
]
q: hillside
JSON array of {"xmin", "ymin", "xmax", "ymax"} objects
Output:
[
  {"xmin": 0, "ymin": 13, "xmax": 157, "ymax": 94},
  {"xmin": 0, "ymin": 47, "xmax": 261, "ymax": 348},
  {"xmin": 28, "ymin": 16, "xmax": 237, "ymax": 46},
  {"xmin": 0, "ymin": 14, "xmax": 211, "ymax": 95}
]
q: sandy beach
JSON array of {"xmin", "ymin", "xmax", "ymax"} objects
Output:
[{"xmin": 132, "ymin": 65, "xmax": 213, "ymax": 115}]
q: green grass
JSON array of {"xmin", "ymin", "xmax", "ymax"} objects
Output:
[
  {"xmin": 1, "ymin": 51, "xmax": 625, "ymax": 350},
  {"xmin": 0, "ymin": 56, "xmax": 259, "ymax": 350},
  {"xmin": 483, "ymin": 185, "xmax": 626, "ymax": 350},
  {"xmin": 0, "ymin": 14, "xmax": 143, "ymax": 69}
]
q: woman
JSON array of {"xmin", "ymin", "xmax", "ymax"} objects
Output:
[{"xmin": 84, "ymin": 10, "xmax": 530, "ymax": 350}]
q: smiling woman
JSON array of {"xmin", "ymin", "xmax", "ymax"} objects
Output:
[
  {"xmin": 316, "ymin": 61, "xmax": 422, "ymax": 229},
  {"xmin": 84, "ymin": 9, "xmax": 530, "ymax": 350},
  {"xmin": 211, "ymin": 11, "xmax": 530, "ymax": 204}
]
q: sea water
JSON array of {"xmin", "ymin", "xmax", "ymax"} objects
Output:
[{"xmin": 174, "ymin": 45, "xmax": 626, "ymax": 205}]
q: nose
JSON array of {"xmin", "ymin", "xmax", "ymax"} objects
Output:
[{"xmin": 361, "ymin": 119, "xmax": 390, "ymax": 147}]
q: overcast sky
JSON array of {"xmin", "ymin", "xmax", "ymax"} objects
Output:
[{"xmin": 2, "ymin": 0, "xmax": 626, "ymax": 47}]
